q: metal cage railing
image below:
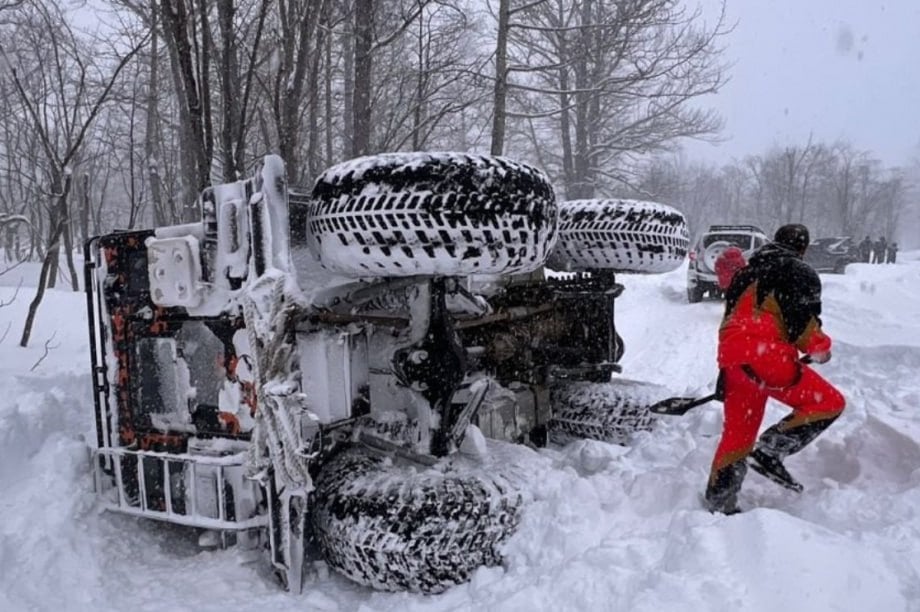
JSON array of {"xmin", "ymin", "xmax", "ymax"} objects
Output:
[{"xmin": 92, "ymin": 446, "xmax": 268, "ymax": 531}]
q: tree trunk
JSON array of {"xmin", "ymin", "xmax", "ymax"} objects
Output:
[
  {"xmin": 275, "ymin": 0, "xmax": 324, "ymax": 182},
  {"xmin": 352, "ymin": 0, "xmax": 374, "ymax": 156},
  {"xmin": 79, "ymin": 173, "xmax": 90, "ymax": 252},
  {"xmin": 146, "ymin": 0, "xmax": 166, "ymax": 225},
  {"xmin": 44, "ymin": 177, "xmax": 62, "ymax": 289},
  {"xmin": 217, "ymin": 0, "xmax": 243, "ymax": 182},
  {"xmin": 46, "ymin": 245, "xmax": 59, "ymax": 289},
  {"xmin": 21, "ymin": 172, "xmax": 73, "ymax": 346},
  {"xmin": 325, "ymin": 26, "xmax": 334, "ymax": 165},
  {"xmin": 196, "ymin": 0, "xmax": 215, "ymax": 179},
  {"xmin": 342, "ymin": 28, "xmax": 354, "ymax": 157},
  {"xmin": 412, "ymin": 14, "xmax": 425, "ymax": 151},
  {"xmin": 62, "ymin": 205, "xmax": 79, "ymax": 291},
  {"xmin": 557, "ymin": 0, "xmax": 573, "ymax": 190},
  {"xmin": 160, "ymin": 0, "xmax": 212, "ymax": 215},
  {"xmin": 568, "ymin": 0, "xmax": 594, "ymax": 200},
  {"xmin": 160, "ymin": 0, "xmax": 199, "ymax": 210},
  {"xmin": 490, "ymin": 0, "xmax": 510, "ymax": 156},
  {"xmin": 307, "ymin": 13, "xmax": 326, "ymax": 180}
]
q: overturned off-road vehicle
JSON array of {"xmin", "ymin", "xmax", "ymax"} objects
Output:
[{"xmin": 85, "ymin": 153, "xmax": 688, "ymax": 594}]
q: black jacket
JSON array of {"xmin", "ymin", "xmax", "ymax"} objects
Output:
[{"xmin": 723, "ymin": 242, "xmax": 825, "ymax": 347}]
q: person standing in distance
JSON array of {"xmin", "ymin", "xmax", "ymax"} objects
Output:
[
  {"xmin": 858, "ymin": 235, "xmax": 873, "ymax": 263},
  {"xmin": 704, "ymin": 224, "xmax": 846, "ymax": 514},
  {"xmin": 714, "ymin": 246, "xmax": 747, "ymax": 294},
  {"xmin": 887, "ymin": 242, "xmax": 898, "ymax": 264},
  {"xmin": 873, "ymin": 236, "xmax": 888, "ymax": 264}
]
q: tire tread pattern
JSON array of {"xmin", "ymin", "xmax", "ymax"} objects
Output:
[
  {"xmin": 312, "ymin": 446, "xmax": 524, "ymax": 593},
  {"xmin": 547, "ymin": 199, "xmax": 689, "ymax": 274},
  {"xmin": 548, "ymin": 379, "xmax": 665, "ymax": 445},
  {"xmin": 307, "ymin": 153, "xmax": 557, "ymax": 277}
]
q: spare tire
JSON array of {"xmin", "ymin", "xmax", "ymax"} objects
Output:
[
  {"xmin": 701, "ymin": 240, "xmax": 733, "ymax": 273},
  {"xmin": 548, "ymin": 379, "xmax": 668, "ymax": 445},
  {"xmin": 311, "ymin": 444, "xmax": 525, "ymax": 593},
  {"xmin": 546, "ymin": 199, "xmax": 688, "ymax": 274},
  {"xmin": 306, "ymin": 153, "xmax": 557, "ymax": 277}
]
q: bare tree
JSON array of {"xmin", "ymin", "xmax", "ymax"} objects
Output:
[
  {"xmin": 903, "ymin": 148, "xmax": 920, "ymax": 248},
  {"xmin": 145, "ymin": 0, "xmax": 167, "ymax": 223},
  {"xmin": 369, "ymin": 0, "xmax": 490, "ymax": 153},
  {"xmin": 0, "ymin": 0, "xmax": 146, "ymax": 346},
  {"xmin": 352, "ymin": 0, "xmax": 374, "ymax": 155},
  {"xmin": 875, "ymin": 170, "xmax": 906, "ymax": 241},
  {"xmin": 745, "ymin": 138, "xmax": 829, "ymax": 227},
  {"xmin": 216, "ymin": 0, "xmax": 273, "ymax": 182},
  {"xmin": 0, "ymin": 64, "xmax": 43, "ymax": 261},
  {"xmin": 349, "ymin": 0, "xmax": 436, "ymax": 157},
  {"xmin": 826, "ymin": 143, "xmax": 872, "ymax": 237},
  {"xmin": 270, "ymin": 0, "xmax": 327, "ymax": 182},
  {"xmin": 489, "ymin": 0, "xmax": 512, "ymax": 155},
  {"xmin": 158, "ymin": 0, "xmax": 213, "ymax": 209},
  {"xmin": 504, "ymin": 0, "xmax": 729, "ymax": 198}
]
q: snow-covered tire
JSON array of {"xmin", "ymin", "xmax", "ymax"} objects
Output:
[
  {"xmin": 546, "ymin": 199, "xmax": 688, "ymax": 274},
  {"xmin": 311, "ymin": 445, "xmax": 524, "ymax": 593},
  {"xmin": 306, "ymin": 153, "xmax": 557, "ymax": 277},
  {"xmin": 548, "ymin": 379, "xmax": 668, "ymax": 445}
]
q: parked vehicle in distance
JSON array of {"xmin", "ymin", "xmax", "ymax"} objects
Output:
[
  {"xmin": 804, "ymin": 236, "xmax": 860, "ymax": 273},
  {"xmin": 686, "ymin": 224, "xmax": 768, "ymax": 302}
]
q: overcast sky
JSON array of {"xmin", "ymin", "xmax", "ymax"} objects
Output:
[{"xmin": 685, "ymin": 0, "xmax": 920, "ymax": 167}]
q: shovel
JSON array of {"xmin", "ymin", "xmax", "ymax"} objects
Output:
[
  {"xmin": 648, "ymin": 392, "xmax": 720, "ymax": 416},
  {"xmin": 649, "ymin": 356, "xmax": 815, "ymax": 416}
]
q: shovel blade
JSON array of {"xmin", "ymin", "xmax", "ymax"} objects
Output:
[{"xmin": 648, "ymin": 393, "xmax": 717, "ymax": 416}]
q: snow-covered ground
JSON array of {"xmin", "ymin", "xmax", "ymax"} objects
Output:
[{"xmin": 1, "ymin": 253, "xmax": 919, "ymax": 612}]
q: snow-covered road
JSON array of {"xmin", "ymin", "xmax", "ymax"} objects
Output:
[{"xmin": 1, "ymin": 254, "xmax": 919, "ymax": 611}]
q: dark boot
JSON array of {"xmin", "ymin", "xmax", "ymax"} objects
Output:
[
  {"xmin": 757, "ymin": 414, "xmax": 840, "ymax": 457},
  {"xmin": 751, "ymin": 414, "xmax": 840, "ymax": 492},
  {"xmin": 748, "ymin": 449, "xmax": 803, "ymax": 492},
  {"xmin": 704, "ymin": 459, "xmax": 747, "ymax": 515}
]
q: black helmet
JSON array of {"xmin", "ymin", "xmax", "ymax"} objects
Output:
[{"xmin": 774, "ymin": 224, "xmax": 810, "ymax": 253}]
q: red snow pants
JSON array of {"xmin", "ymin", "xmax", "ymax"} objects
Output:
[{"xmin": 711, "ymin": 347, "xmax": 846, "ymax": 471}]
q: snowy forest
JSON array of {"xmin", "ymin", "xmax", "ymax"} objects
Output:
[{"xmin": 0, "ymin": 0, "xmax": 917, "ymax": 281}]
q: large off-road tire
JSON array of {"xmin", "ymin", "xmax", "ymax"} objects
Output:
[
  {"xmin": 306, "ymin": 153, "xmax": 557, "ymax": 277},
  {"xmin": 548, "ymin": 379, "xmax": 668, "ymax": 445},
  {"xmin": 546, "ymin": 199, "xmax": 688, "ymax": 274},
  {"xmin": 311, "ymin": 445, "xmax": 525, "ymax": 594}
]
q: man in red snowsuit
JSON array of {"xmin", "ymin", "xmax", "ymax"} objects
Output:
[{"xmin": 705, "ymin": 224, "xmax": 846, "ymax": 514}]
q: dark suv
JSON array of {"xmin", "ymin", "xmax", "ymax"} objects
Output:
[
  {"xmin": 686, "ymin": 224, "xmax": 768, "ymax": 302},
  {"xmin": 804, "ymin": 236, "xmax": 859, "ymax": 273}
]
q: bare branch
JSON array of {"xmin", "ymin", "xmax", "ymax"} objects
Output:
[
  {"xmin": 30, "ymin": 330, "xmax": 60, "ymax": 371},
  {"xmin": 0, "ymin": 277, "xmax": 22, "ymax": 307}
]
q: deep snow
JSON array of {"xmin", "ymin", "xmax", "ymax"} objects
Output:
[{"xmin": 1, "ymin": 253, "xmax": 919, "ymax": 612}]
